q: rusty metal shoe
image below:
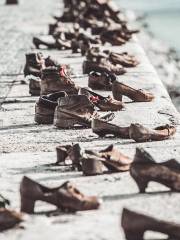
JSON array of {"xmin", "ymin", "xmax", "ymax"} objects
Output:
[
  {"xmin": 24, "ymin": 52, "xmax": 45, "ymax": 77},
  {"xmin": 83, "ymin": 59, "xmax": 126, "ymax": 75},
  {"xmin": 104, "ymin": 51, "xmax": 139, "ymax": 67},
  {"xmin": 81, "ymin": 145, "xmax": 132, "ymax": 176},
  {"xmin": 112, "ymin": 81, "xmax": 154, "ymax": 102},
  {"xmin": 88, "ymin": 71, "xmax": 117, "ymax": 91},
  {"xmin": 79, "ymin": 88, "xmax": 124, "ymax": 111},
  {"xmin": 35, "ymin": 91, "xmax": 67, "ymax": 124},
  {"xmin": 121, "ymin": 208, "xmax": 180, "ymax": 240},
  {"xmin": 129, "ymin": 123, "xmax": 176, "ymax": 142},
  {"xmin": 20, "ymin": 176, "xmax": 100, "ymax": 213},
  {"xmin": 0, "ymin": 209, "xmax": 23, "ymax": 232},
  {"xmin": 41, "ymin": 66, "xmax": 79, "ymax": 95},
  {"xmin": 56, "ymin": 144, "xmax": 82, "ymax": 170},
  {"xmin": 54, "ymin": 94, "xmax": 114, "ymax": 128},
  {"xmin": 92, "ymin": 118, "xmax": 129, "ymax": 138},
  {"xmin": 33, "ymin": 37, "xmax": 57, "ymax": 49},
  {"xmin": 28, "ymin": 76, "xmax": 41, "ymax": 96},
  {"xmin": 130, "ymin": 147, "xmax": 180, "ymax": 193},
  {"xmin": 100, "ymin": 31, "xmax": 127, "ymax": 45}
]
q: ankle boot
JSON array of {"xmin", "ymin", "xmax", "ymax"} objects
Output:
[
  {"xmin": 79, "ymin": 88, "xmax": 124, "ymax": 111},
  {"xmin": 24, "ymin": 52, "xmax": 45, "ymax": 77},
  {"xmin": 129, "ymin": 123, "xmax": 176, "ymax": 142},
  {"xmin": 0, "ymin": 209, "xmax": 23, "ymax": 231},
  {"xmin": 41, "ymin": 66, "xmax": 79, "ymax": 95},
  {"xmin": 130, "ymin": 147, "xmax": 180, "ymax": 193},
  {"xmin": 88, "ymin": 71, "xmax": 116, "ymax": 91},
  {"xmin": 121, "ymin": 208, "xmax": 180, "ymax": 240},
  {"xmin": 92, "ymin": 118, "xmax": 129, "ymax": 138},
  {"xmin": 20, "ymin": 176, "xmax": 100, "ymax": 213},
  {"xmin": 112, "ymin": 81, "xmax": 154, "ymax": 102},
  {"xmin": 35, "ymin": 91, "xmax": 67, "ymax": 124}
]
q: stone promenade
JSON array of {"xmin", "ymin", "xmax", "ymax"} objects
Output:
[{"xmin": 0, "ymin": 0, "xmax": 180, "ymax": 239}]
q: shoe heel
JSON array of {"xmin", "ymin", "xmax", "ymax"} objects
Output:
[
  {"xmin": 124, "ymin": 230, "xmax": 144, "ymax": 240},
  {"xmin": 20, "ymin": 195, "xmax": 35, "ymax": 214},
  {"xmin": 54, "ymin": 117, "xmax": 78, "ymax": 129},
  {"xmin": 133, "ymin": 176, "xmax": 148, "ymax": 193},
  {"xmin": 33, "ymin": 38, "xmax": 40, "ymax": 49},
  {"xmin": 35, "ymin": 114, "xmax": 53, "ymax": 125}
]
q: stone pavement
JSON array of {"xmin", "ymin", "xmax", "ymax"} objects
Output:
[{"xmin": 0, "ymin": 0, "xmax": 180, "ymax": 239}]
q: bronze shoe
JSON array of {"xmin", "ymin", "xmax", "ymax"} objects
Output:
[
  {"xmin": 41, "ymin": 66, "xmax": 79, "ymax": 95},
  {"xmin": 129, "ymin": 123, "xmax": 176, "ymax": 142},
  {"xmin": 20, "ymin": 176, "xmax": 100, "ymax": 213},
  {"xmin": 106, "ymin": 51, "xmax": 139, "ymax": 68},
  {"xmin": 121, "ymin": 208, "xmax": 180, "ymax": 240},
  {"xmin": 33, "ymin": 37, "xmax": 57, "ymax": 49},
  {"xmin": 79, "ymin": 88, "xmax": 124, "ymax": 111},
  {"xmin": 81, "ymin": 145, "xmax": 132, "ymax": 176},
  {"xmin": 28, "ymin": 76, "xmax": 41, "ymax": 96},
  {"xmin": 54, "ymin": 95, "xmax": 114, "ymax": 128},
  {"xmin": 83, "ymin": 59, "xmax": 126, "ymax": 75},
  {"xmin": 92, "ymin": 118, "xmax": 129, "ymax": 138},
  {"xmin": 0, "ymin": 209, "xmax": 23, "ymax": 232},
  {"xmin": 24, "ymin": 52, "xmax": 45, "ymax": 77},
  {"xmin": 130, "ymin": 147, "xmax": 180, "ymax": 193},
  {"xmin": 88, "ymin": 71, "xmax": 117, "ymax": 91},
  {"xmin": 56, "ymin": 143, "xmax": 82, "ymax": 170},
  {"xmin": 35, "ymin": 91, "xmax": 67, "ymax": 124},
  {"xmin": 112, "ymin": 81, "xmax": 154, "ymax": 102}
]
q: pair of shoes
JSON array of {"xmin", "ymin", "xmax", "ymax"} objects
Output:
[
  {"xmin": 121, "ymin": 208, "xmax": 180, "ymax": 240},
  {"xmin": 33, "ymin": 36, "xmax": 71, "ymax": 50},
  {"xmin": 86, "ymin": 47, "xmax": 139, "ymax": 68},
  {"xmin": 81, "ymin": 144, "xmax": 132, "ymax": 175},
  {"xmin": 88, "ymin": 75, "xmax": 154, "ymax": 102},
  {"xmin": 20, "ymin": 176, "xmax": 100, "ymax": 214},
  {"xmin": 56, "ymin": 144, "xmax": 132, "ymax": 174},
  {"xmin": 130, "ymin": 147, "xmax": 180, "ymax": 192},
  {"xmin": 24, "ymin": 52, "xmax": 71, "ymax": 78},
  {"xmin": 92, "ymin": 118, "xmax": 176, "ymax": 142},
  {"xmin": 83, "ymin": 59, "xmax": 126, "ymax": 75},
  {"xmin": 35, "ymin": 91, "xmax": 115, "ymax": 126}
]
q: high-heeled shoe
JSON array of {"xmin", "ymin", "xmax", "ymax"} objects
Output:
[
  {"xmin": 81, "ymin": 144, "xmax": 132, "ymax": 176},
  {"xmin": 121, "ymin": 208, "xmax": 180, "ymax": 240},
  {"xmin": 129, "ymin": 123, "xmax": 176, "ymax": 142},
  {"xmin": 130, "ymin": 147, "xmax": 180, "ymax": 193},
  {"xmin": 112, "ymin": 81, "xmax": 154, "ymax": 102},
  {"xmin": 20, "ymin": 176, "xmax": 100, "ymax": 214}
]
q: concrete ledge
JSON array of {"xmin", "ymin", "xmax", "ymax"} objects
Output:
[{"xmin": 0, "ymin": 0, "xmax": 180, "ymax": 239}]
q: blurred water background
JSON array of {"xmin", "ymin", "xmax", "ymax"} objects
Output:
[{"xmin": 117, "ymin": 0, "xmax": 180, "ymax": 55}]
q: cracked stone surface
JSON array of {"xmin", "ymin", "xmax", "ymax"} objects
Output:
[{"xmin": 0, "ymin": 0, "xmax": 180, "ymax": 239}]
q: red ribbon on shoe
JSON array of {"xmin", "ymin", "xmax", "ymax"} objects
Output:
[
  {"xmin": 90, "ymin": 96, "xmax": 99, "ymax": 103},
  {"xmin": 60, "ymin": 66, "xmax": 66, "ymax": 77}
]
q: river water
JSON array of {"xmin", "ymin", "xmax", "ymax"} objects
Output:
[{"xmin": 117, "ymin": 0, "xmax": 180, "ymax": 55}]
